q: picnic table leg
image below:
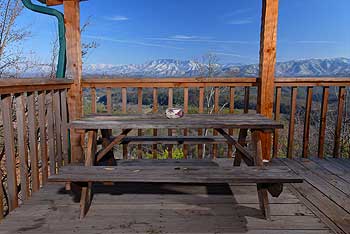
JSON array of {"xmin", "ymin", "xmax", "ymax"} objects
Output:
[
  {"xmin": 233, "ymin": 129, "xmax": 248, "ymax": 166},
  {"xmin": 80, "ymin": 130, "xmax": 97, "ymax": 219},
  {"xmin": 100, "ymin": 129, "xmax": 116, "ymax": 166},
  {"xmin": 252, "ymin": 130, "xmax": 271, "ymax": 220}
]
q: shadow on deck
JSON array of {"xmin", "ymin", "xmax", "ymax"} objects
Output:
[{"xmin": 0, "ymin": 157, "xmax": 349, "ymax": 234}]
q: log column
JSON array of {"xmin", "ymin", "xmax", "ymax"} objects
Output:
[
  {"xmin": 257, "ymin": 0, "xmax": 279, "ymax": 160},
  {"xmin": 64, "ymin": 0, "xmax": 84, "ymax": 162}
]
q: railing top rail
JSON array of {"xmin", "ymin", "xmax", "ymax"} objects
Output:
[
  {"xmin": 82, "ymin": 77, "xmax": 258, "ymax": 88},
  {"xmin": 83, "ymin": 77, "xmax": 350, "ymax": 88},
  {"xmin": 0, "ymin": 78, "xmax": 73, "ymax": 94},
  {"xmin": 275, "ymin": 77, "xmax": 350, "ymax": 87}
]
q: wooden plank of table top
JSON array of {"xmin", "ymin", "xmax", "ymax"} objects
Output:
[
  {"xmin": 49, "ymin": 165, "xmax": 302, "ymax": 184},
  {"xmin": 70, "ymin": 114, "xmax": 283, "ymax": 130}
]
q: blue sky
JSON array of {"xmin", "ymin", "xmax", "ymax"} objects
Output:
[{"xmin": 18, "ymin": 0, "xmax": 350, "ymax": 65}]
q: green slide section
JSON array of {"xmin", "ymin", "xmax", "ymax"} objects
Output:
[{"xmin": 21, "ymin": 0, "xmax": 66, "ymax": 78}]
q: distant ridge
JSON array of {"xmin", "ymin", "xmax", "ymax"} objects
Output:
[{"xmin": 84, "ymin": 57, "xmax": 350, "ymax": 77}]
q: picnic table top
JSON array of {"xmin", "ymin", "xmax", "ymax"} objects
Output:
[{"xmin": 69, "ymin": 113, "xmax": 283, "ymax": 130}]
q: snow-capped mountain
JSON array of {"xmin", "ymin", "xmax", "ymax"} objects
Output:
[{"xmin": 84, "ymin": 57, "xmax": 350, "ymax": 77}]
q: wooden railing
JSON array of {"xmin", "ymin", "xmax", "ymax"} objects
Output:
[
  {"xmin": 0, "ymin": 78, "xmax": 73, "ymax": 220},
  {"xmin": 82, "ymin": 77, "xmax": 350, "ymax": 160},
  {"xmin": 274, "ymin": 77, "xmax": 350, "ymax": 159}
]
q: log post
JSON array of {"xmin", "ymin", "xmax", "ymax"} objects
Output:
[
  {"xmin": 64, "ymin": 0, "xmax": 84, "ymax": 162},
  {"xmin": 257, "ymin": 0, "xmax": 279, "ymax": 160}
]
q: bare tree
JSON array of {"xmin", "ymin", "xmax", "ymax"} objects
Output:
[
  {"xmin": 0, "ymin": 0, "xmax": 30, "ymax": 78},
  {"xmin": 47, "ymin": 16, "xmax": 98, "ymax": 78}
]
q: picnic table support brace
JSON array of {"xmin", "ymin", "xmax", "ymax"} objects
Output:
[{"xmin": 80, "ymin": 130, "xmax": 97, "ymax": 219}]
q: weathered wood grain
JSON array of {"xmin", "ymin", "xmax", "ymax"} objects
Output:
[
  {"xmin": 257, "ymin": 0, "xmax": 279, "ymax": 160},
  {"xmin": 287, "ymin": 87, "xmax": 297, "ymax": 159},
  {"xmin": 273, "ymin": 87, "xmax": 281, "ymax": 158},
  {"xmin": 1, "ymin": 94, "xmax": 18, "ymax": 211},
  {"xmin": 15, "ymin": 94, "xmax": 30, "ymax": 199},
  {"xmin": 53, "ymin": 91, "xmax": 63, "ymax": 168},
  {"xmin": 318, "ymin": 87, "xmax": 329, "ymax": 158},
  {"xmin": 333, "ymin": 87, "xmax": 346, "ymax": 158},
  {"xmin": 64, "ymin": 0, "xmax": 83, "ymax": 163},
  {"xmin": 60, "ymin": 89, "xmax": 69, "ymax": 164},
  {"xmin": 47, "ymin": 91, "xmax": 56, "ymax": 175},
  {"xmin": 49, "ymin": 164, "xmax": 302, "ymax": 184},
  {"xmin": 27, "ymin": 92, "xmax": 40, "ymax": 192},
  {"xmin": 302, "ymin": 87, "xmax": 313, "ymax": 158},
  {"xmin": 70, "ymin": 114, "xmax": 283, "ymax": 130},
  {"xmin": 38, "ymin": 91, "xmax": 49, "ymax": 185}
]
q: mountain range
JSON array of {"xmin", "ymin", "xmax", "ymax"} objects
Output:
[{"xmin": 83, "ymin": 57, "xmax": 350, "ymax": 77}]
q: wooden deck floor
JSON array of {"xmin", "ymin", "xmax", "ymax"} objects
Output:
[{"xmin": 0, "ymin": 157, "xmax": 349, "ymax": 234}]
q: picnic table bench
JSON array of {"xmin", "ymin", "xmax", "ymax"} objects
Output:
[{"xmin": 48, "ymin": 114, "xmax": 303, "ymax": 220}]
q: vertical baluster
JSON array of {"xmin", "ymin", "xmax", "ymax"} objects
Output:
[
  {"xmin": 168, "ymin": 88, "xmax": 173, "ymax": 159},
  {"xmin": 318, "ymin": 87, "xmax": 329, "ymax": 158},
  {"xmin": 122, "ymin": 87, "xmax": 127, "ymax": 113},
  {"xmin": 1, "ymin": 94, "xmax": 18, "ymax": 211},
  {"xmin": 91, "ymin": 87, "xmax": 97, "ymax": 114},
  {"xmin": 137, "ymin": 87, "xmax": 143, "ymax": 159},
  {"xmin": 273, "ymin": 87, "xmax": 281, "ymax": 158},
  {"xmin": 302, "ymin": 87, "xmax": 313, "ymax": 158},
  {"xmin": 244, "ymin": 87, "xmax": 250, "ymax": 113},
  {"xmin": 122, "ymin": 87, "xmax": 128, "ymax": 159},
  {"xmin": 106, "ymin": 87, "xmax": 112, "ymax": 113},
  {"xmin": 153, "ymin": 88, "xmax": 158, "ymax": 159},
  {"xmin": 227, "ymin": 87, "xmax": 235, "ymax": 158},
  {"xmin": 53, "ymin": 91, "xmax": 63, "ymax": 168},
  {"xmin": 198, "ymin": 87, "xmax": 204, "ymax": 159},
  {"xmin": 15, "ymin": 94, "xmax": 30, "ymax": 199},
  {"xmin": 47, "ymin": 91, "xmax": 56, "ymax": 174},
  {"xmin": 213, "ymin": 87, "xmax": 219, "ymax": 158},
  {"xmin": 183, "ymin": 87, "xmax": 189, "ymax": 159},
  {"xmin": 334, "ymin": 87, "xmax": 346, "ymax": 158},
  {"xmin": 287, "ymin": 87, "xmax": 297, "ymax": 159},
  {"xmin": 38, "ymin": 91, "xmax": 48, "ymax": 185},
  {"xmin": 60, "ymin": 89, "xmax": 69, "ymax": 164},
  {"xmin": 27, "ymin": 92, "xmax": 40, "ymax": 192}
]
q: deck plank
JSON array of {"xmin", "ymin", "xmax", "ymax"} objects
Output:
[
  {"xmin": 3, "ymin": 158, "xmax": 350, "ymax": 234},
  {"xmin": 0, "ymin": 183, "xmax": 332, "ymax": 234},
  {"xmin": 278, "ymin": 158, "xmax": 350, "ymax": 234}
]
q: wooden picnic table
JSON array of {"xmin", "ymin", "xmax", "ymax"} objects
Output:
[
  {"xmin": 53, "ymin": 113, "xmax": 299, "ymax": 220},
  {"xmin": 70, "ymin": 113, "xmax": 283, "ymax": 165}
]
